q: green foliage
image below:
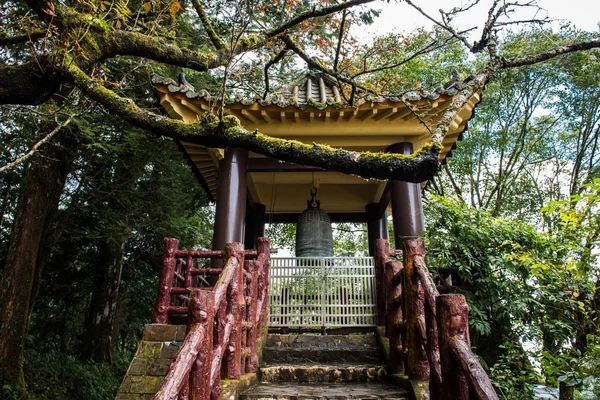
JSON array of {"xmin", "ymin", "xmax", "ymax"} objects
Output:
[
  {"xmin": 22, "ymin": 349, "xmax": 127, "ymax": 400},
  {"xmin": 426, "ymin": 180, "xmax": 600, "ymax": 397},
  {"xmin": 489, "ymin": 341, "xmax": 539, "ymax": 400}
]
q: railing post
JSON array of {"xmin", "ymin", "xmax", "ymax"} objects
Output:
[
  {"xmin": 257, "ymin": 238, "xmax": 270, "ymax": 329},
  {"xmin": 153, "ymin": 289, "xmax": 212, "ymax": 400},
  {"xmin": 189, "ymin": 290, "xmax": 215, "ymax": 400},
  {"xmin": 385, "ymin": 260, "xmax": 405, "ymax": 374},
  {"xmin": 375, "ymin": 238, "xmax": 389, "ymax": 328},
  {"xmin": 222, "ymin": 242, "xmax": 245, "ymax": 379},
  {"xmin": 437, "ymin": 294, "xmax": 470, "ymax": 400},
  {"xmin": 152, "ymin": 238, "xmax": 179, "ymax": 324},
  {"xmin": 245, "ymin": 260, "xmax": 260, "ymax": 372},
  {"xmin": 402, "ymin": 240, "xmax": 430, "ymax": 381},
  {"xmin": 437, "ymin": 294, "xmax": 498, "ymax": 400}
]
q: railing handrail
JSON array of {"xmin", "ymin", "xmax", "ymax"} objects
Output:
[
  {"xmin": 151, "ymin": 238, "xmax": 271, "ymax": 400},
  {"xmin": 375, "ymin": 238, "xmax": 498, "ymax": 400}
]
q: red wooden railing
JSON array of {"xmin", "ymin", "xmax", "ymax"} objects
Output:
[
  {"xmin": 375, "ymin": 238, "xmax": 498, "ymax": 400},
  {"xmin": 151, "ymin": 238, "xmax": 270, "ymax": 400}
]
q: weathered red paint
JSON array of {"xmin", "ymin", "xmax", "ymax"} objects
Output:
[
  {"xmin": 374, "ymin": 238, "xmax": 390, "ymax": 328},
  {"xmin": 437, "ymin": 294, "xmax": 470, "ymax": 400},
  {"xmin": 385, "ymin": 260, "xmax": 405, "ymax": 374},
  {"xmin": 402, "ymin": 240, "xmax": 430, "ymax": 381},
  {"xmin": 154, "ymin": 290, "xmax": 213, "ymax": 400},
  {"xmin": 189, "ymin": 290, "xmax": 215, "ymax": 400},
  {"xmin": 152, "ymin": 238, "xmax": 179, "ymax": 324},
  {"xmin": 244, "ymin": 260, "xmax": 260, "ymax": 372},
  {"xmin": 257, "ymin": 238, "xmax": 271, "ymax": 331},
  {"xmin": 413, "ymin": 249, "xmax": 442, "ymax": 399},
  {"xmin": 152, "ymin": 238, "xmax": 271, "ymax": 399},
  {"xmin": 222, "ymin": 242, "xmax": 245, "ymax": 379}
]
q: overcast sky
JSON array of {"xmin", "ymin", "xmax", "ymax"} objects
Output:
[{"xmin": 361, "ymin": 0, "xmax": 600, "ymax": 39}]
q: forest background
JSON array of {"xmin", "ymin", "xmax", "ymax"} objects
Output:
[{"xmin": 0, "ymin": 0, "xmax": 598, "ymax": 399}]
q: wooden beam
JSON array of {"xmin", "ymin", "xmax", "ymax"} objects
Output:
[
  {"xmin": 294, "ymin": 112, "xmax": 300, "ymax": 123},
  {"xmin": 336, "ymin": 111, "xmax": 345, "ymax": 122},
  {"xmin": 359, "ymin": 109, "xmax": 378, "ymax": 121},
  {"xmin": 268, "ymin": 212, "xmax": 368, "ymax": 223},
  {"xmin": 374, "ymin": 107, "xmax": 398, "ymax": 121},
  {"xmin": 389, "ymin": 108, "xmax": 412, "ymax": 121},
  {"xmin": 280, "ymin": 111, "xmax": 286, "ymax": 123},
  {"xmin": 241, "ymin": 109, "xmax": 260, "ymax": 124},
  {"xmin": 260, "ymin": 110, "xmax": 272, "ymax": 123},
  {"xmin": 347, "ymin": 110, "xmax": 359, "ymax": 122}
]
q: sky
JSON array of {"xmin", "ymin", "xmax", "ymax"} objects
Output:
[{"xmin": 361, "ymin": 0, "xmax": 600, "ymax": 39}]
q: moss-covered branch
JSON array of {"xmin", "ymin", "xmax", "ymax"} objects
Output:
[
  {"xmin": 0, "ymin": 61, "xmax": 60, "ymax": 105},
  {"xmin": 66, "ymin": 63, "xmax": 441, "ymax": 183}
]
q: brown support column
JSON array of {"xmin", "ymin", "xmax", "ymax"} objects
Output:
[
  {"xmin": 388, "ymin": 143, "xmax": 424, "ymax": 247},
  {"xmin": 245, "ymin": 203, "xmax": 267, "ymax": 249},
  {"xmin": 212, "ymin": 148, "xmax": 248, "ymax": 264},
  {"xmin": 388, "ymin": 142, "xmax": 429, "ymax": 382},
  {"xmin": 366, "ymin": 203, "xmax": 389, "ymax": 257}
]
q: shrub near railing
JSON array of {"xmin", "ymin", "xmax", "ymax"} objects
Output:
[{"xmin": 151, "ymin": 238, "xmax": 270, "ymax": 400}]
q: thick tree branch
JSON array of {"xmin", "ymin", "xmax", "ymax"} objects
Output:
[
  {"xmin": 266, "ymin": 0, "xmax": 375, "ymax": 39},
  {"xmin": 0, "ymin": 61, "xmax": 60, "ymax": 105},
  {"xmin": 501, "ymin": 39, "xmax": 600, "ymax": 69},
  {"xmin": 191, "ymin": 0, "xmax": 226, "ymax": 51},
  {"xmin": 0, "ymin": 30, "xmax": 46, "ymax": 46},
  {"xmin": 65, "ymin": 63, "xmax": 441, "ymax": 183}
]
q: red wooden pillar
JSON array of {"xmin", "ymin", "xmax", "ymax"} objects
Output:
[
  {"xmin": 388, "ymin": 142, "xmax": 429, "ymax": 381},
  {"xmin": 212, "ymin": 148, "xmax": 248, "ymax": 265},
  {"xmin": 152, "ymin": 238, "xmax": 179, "ymax": 324},
  {"xmin": 222, "ymin": 242, "xmax": 245, "ymax": 379}
]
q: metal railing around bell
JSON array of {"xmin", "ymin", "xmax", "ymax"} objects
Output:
[{"xmin": 268, "ymin": 256, "xmax": 377, "ymax": 331}]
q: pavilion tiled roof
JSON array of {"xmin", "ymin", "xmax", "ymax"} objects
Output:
[{"xmin": 151, "ymin": 71, "xmax": 475, "ymax": 110}]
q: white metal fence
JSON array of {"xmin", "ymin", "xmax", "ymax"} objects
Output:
[{"xmin": 268, "ymin": 257, "xmax": 377, "ymax": 328}]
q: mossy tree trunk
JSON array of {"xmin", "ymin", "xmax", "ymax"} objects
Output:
[{"xmin": 0, "ymin": 133, "xmax": 72, "ymax": 393}]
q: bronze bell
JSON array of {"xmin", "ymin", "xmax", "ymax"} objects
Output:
[{"xmin": 295, "ymin": 188, "xmax": 334, "ymax": 257}]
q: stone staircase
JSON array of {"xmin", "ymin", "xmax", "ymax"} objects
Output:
[
  {"xmin": 116, "ymin": 324, "xmax": 186, "ymax": 399},
  {"xmin": 240, "ymin": 334, "xmax": 411, "ymax": 400}
]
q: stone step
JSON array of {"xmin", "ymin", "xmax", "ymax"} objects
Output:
[
  {"xmin": 266, "ymin": 334, "xmax": 379, "ymax": 349},
  {"xmin": 260, "ymin": 363, "xmax": 387, "ymax": 384},
  {"xmin": 240, "ymin": 382, "xmax": 410, "ymax": 400},
  {"xmin": 264, "ymin": 334, "xmax": 383, "ymax": 364}
]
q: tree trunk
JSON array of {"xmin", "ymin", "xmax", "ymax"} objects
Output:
[
  {"xmin": 559, "ymin": 382, "xmax": 574, "ymax": 400},
  {"xmin": 0, "ymin": 133, "xmax": 72, "ymax": 393},
  {"xmin": 81, "ymin": 234, "xmax": 128, "ymax": 363}
]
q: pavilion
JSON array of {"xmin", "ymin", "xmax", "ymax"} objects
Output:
[{"xmin": 152, "ymin": 71, "xmax": 481, "ymax": 256}]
